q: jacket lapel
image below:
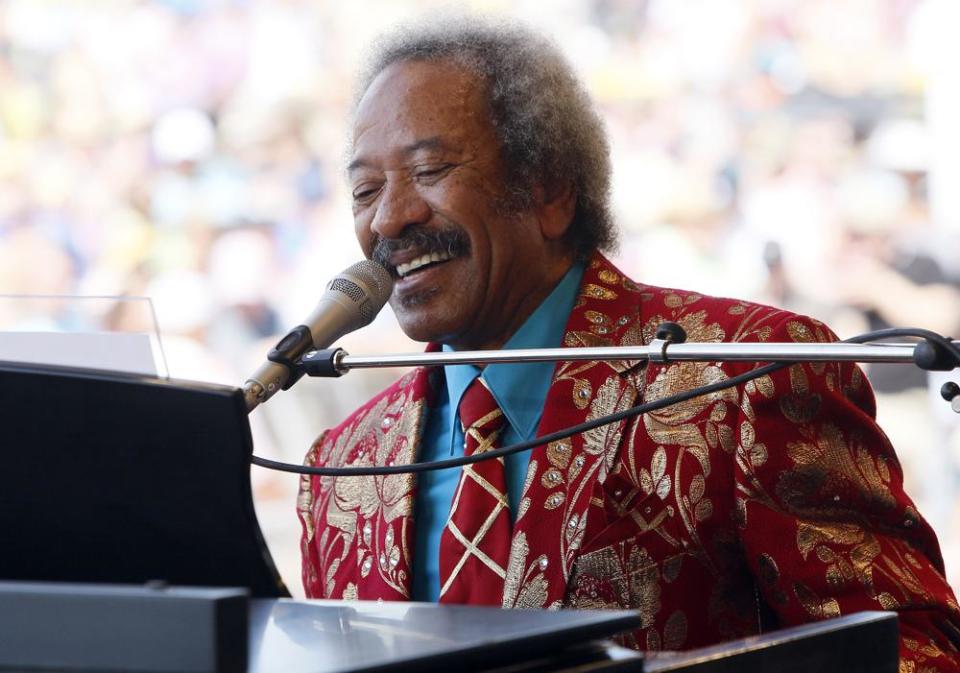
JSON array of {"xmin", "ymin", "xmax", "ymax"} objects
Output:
[
  {"xmin": 346, "ymin": 364, "xmax": 435, "ymax": 601},
  {"xmin": 504, "ymin": 254, "xmax": 648, "ymax": 608}
]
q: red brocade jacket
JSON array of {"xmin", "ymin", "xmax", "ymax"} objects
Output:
[{"xmin": 299, "ymin": 253, "xmax": 960, "ymax": 670}]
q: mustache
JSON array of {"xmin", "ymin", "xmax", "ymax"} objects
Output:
[{"xmin": 371, "ymin": 225, "xmax": 470, "ymax": 276}]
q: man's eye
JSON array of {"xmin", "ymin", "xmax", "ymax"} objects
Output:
[
  {"xmin": 352, "ymin": 184, "xmax": 381, "ymax": 202},
  {"xmin": 413, "ymin": 164, "xmax": 452, "ymax": 180}
]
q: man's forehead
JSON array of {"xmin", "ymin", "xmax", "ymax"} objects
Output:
[
  {"xmin": 350, "ymin": 59, "xmax": 491, "ymax": 167},
  {"xmin": 361, "ymin": 58, "xmax": 483, "ymax": 106}
]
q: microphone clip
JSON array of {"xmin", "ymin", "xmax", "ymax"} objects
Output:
[
  {"xmin": 648, "ymin": 321, "xmax": 688, "ymax": 363},
  {"xmin": 299, "ymin": 348, "xmax": 346, "ymax": 378},
  {"xmin": 266, "ymin": 325, "xmax": 314, "ymax": 390}
]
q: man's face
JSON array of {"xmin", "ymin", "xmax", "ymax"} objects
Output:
[{"xmin": 350, "ymin": 59, "xmax": 570, "ymax": 350}]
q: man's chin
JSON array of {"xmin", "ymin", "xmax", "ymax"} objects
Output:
[{"xmin": 393, "ymin": 308, "xmax": 460, "ymax": 346}]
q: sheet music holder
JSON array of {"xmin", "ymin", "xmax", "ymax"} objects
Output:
[{"xmin": 0, "ymin": 361, "xmax": 288, "ymax": 598}]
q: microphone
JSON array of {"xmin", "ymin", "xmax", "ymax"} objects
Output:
[{"xmin": 243, "ymin": 260, "xmax": 393, "ymax": 412}]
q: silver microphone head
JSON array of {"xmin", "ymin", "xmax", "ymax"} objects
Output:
[
  {"xmin": 243, "ymin": 260, "xmax": 393, "ymax": 413},
  {"xmin": 326, "ymin": 259, "xmax": 394, "ymax": 327}
]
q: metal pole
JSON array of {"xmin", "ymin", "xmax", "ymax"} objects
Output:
[{"xmin": 306, "ymin": 340, "xmax": 960, "ymax": 373}]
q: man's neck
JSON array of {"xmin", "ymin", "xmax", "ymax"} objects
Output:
[{"xmin": 445, "ymin": 256, "xmax": 578, "ymax": 352}]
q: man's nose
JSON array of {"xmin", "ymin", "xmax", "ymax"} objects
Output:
[{"xmin": 369, "ymin": 179, "xmax": 431, "ymax": 240}]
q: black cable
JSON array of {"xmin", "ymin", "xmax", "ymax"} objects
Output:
[
  {"xmin": 250, "ymin": 327, "xmax": 960, "ymax": 477},
  {"xmin": 843, "ymin": 326, "xmax": 960, "ymax": 363}
]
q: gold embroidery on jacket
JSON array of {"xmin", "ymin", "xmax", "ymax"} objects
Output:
[
  {"xmin": 582, "ymin": 283, "xmax": 617, "ymax": 301},
  {"xmin": 312, "ymin": 387, "xmax": 424, "ymax": 598},
  {"xmin": 503, "ymin": 532, "xmax": 549, "ymax": 609},
  {"xmin": 298, "ymin": 440, "xmax": 322, "ymax": 543},
  {"xmin": 516, "ymin": 459, "xmax": 537, "ymax": 523},
  {"xmin": 728, "ymin": 322, "xmax": 950, "ymax": 638},
  {"xmin": 568, "ymin": 544, "xmax": 662, "ymax": 631}
]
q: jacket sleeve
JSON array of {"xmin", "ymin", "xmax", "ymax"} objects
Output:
[{"xmin": 735, "ymin": 313, "xmax": 960, "ymax": 671}]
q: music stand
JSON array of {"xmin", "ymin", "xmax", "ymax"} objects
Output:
[{"xmin": 0, "ymin": 361, "xmax": 288, "ymax": 598}]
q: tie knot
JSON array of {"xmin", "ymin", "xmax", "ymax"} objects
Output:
[{"xmin": 459, "ymin": 377, "xmax": 505, "ymax": 441}]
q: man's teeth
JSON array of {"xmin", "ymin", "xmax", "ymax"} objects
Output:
[{"xmin": 396, "ymin": 252, "xmax": 453, "ymax": 278}]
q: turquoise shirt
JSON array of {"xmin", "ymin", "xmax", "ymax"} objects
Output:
[{"xmin": 411, "ymin": 263, "xmax": 585, "ymax": 601}]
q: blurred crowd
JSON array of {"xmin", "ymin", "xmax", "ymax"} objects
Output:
[{"xmin": 1, "ymin": 0, "xmax": 959, "ymax": 596}]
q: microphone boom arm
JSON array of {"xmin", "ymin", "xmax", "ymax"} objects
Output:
[
  {"xmin": 310, "ymin": 340, "xmax": 950, "ymax": 372},
  {"xmin": 253, "ymin": 324, "xmax": 960, "ymax": 476},
  {"xmin": 301, "ymin": 322, "xmax": 960, "ymax": 376},
  {"xmin": 296, "ymin": 323, "xmax": 960, "ymax": 415}
]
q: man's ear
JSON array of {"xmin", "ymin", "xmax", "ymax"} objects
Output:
[{"xmin": 535, "ymin": 181, "xmax": 577, "ymax": 241}]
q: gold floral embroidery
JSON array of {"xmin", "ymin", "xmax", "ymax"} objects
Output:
[
  {"xmin": 582, "ymin": 375, "xmax": 635, "ymax": 470},
  {"xmin": 298, "ymin": 440, "xmax": 322, "ymax": 543},
  {"xmin": 309, "ymin": 385, "xmax": 425, "ymax": 599},
  {"xmin": 687, "ymin": 473, "xmax": 713, "ymax": 522},
  {"xmin": 541, "ymin": 468, "xmax": 564, "ymax": 489},
  {"xmin": 516, "ymin": 459, "xmax": 537, "ymax": 523},
  {"xmin": 663, "ymin": 293, "xmax": 685, "ymax": 309},
  {"xmin": 567, "ymin": 544, "xmax": 662, "ymax": 629},
  {"xmin": 584, "ymin": 310, "xmax": 610, "ymax": 325},
  {"xmin": 598, "ymin": 269, "xmax": 620, "ymax": 284},
  {"xmin": 572, "ymin": 379, "xmax": 592, "ymax": 410},
  {"xmin": 643, "ymin": 310, "xmax": 724, "ymax": 345},
  {"xmin": 544, "ymin": 492, "xmax": 566, "ymax": 510},
  {"xmin": 780, "ymin": 365, "xmax": 822, "ymax": 424},
  {"xmin": 582, "ymin": 283, "xmax": 617, "ymax": 300},
  {"xmin": 565, "ymin": 509, "xmax": 587, "ymax": 553},
  {"xmin": 746, "ymin": 375, "xmax": 775, "ymax": 399},
  {"xmin": 780, "ymin": 423, "xmax": 896, "ymax": 512},
  {"xmin": 547, "ymin": 439, "xmax": 572, "ymax": 470},
  {"xmin": 562, "ymin": 316, "xmax": 644, "ymax": 374},
  {"xmin": 640, "ymin": 447, "xmax": 672, "ymax": 500},
  {"xmin": 503, "ymin": 532, "xmax": 549, "ymax": 609},
  {"xmin": 794, "ymin": 581, "xmax": 841, "ymax": 619},
  {"xmin": 646, "ymin": 364, "xmax": 737, "ymax": 435}
]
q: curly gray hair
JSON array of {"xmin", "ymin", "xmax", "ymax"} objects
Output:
[{"xmin": 355, "ymin": 16, "xmax": 616, "ymax": 259}]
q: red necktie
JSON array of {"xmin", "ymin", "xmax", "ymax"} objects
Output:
[{"xmin": 438, "ymin": 376, "xmax": 512, "ymax": 605}]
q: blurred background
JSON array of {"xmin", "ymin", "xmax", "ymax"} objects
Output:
[{"xmin": 2, "ymin": 0, "xmax": 959, "ymax": 598}]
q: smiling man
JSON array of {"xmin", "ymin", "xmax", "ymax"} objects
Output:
[
  {"xmin": 349, "ymin": 55, "xmax": 594, "ymax": 351},
  {"xmin": 298, "ymin": 17, "xmax": 960, "ymax": 669}
]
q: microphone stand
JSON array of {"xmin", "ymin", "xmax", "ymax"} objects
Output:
[
  {"xmin": 313, "ymin": 341, "xmax": 944, "ymax": 369},
  {"xmin": 251, "ymin": 323, "xmax": 960, "ymax": 475},
  {"xmin": 295, "ymin": 322, "xmax": 960, "ymax": 413}
]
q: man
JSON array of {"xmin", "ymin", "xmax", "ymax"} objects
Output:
[{"xmin": 298, "ymin": 17, "xmax": 960, "ymax": 669}]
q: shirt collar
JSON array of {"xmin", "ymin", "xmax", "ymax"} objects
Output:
[{"xmin": 443, "ymin": 262, "xmax": 585, "ymax": 438}]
